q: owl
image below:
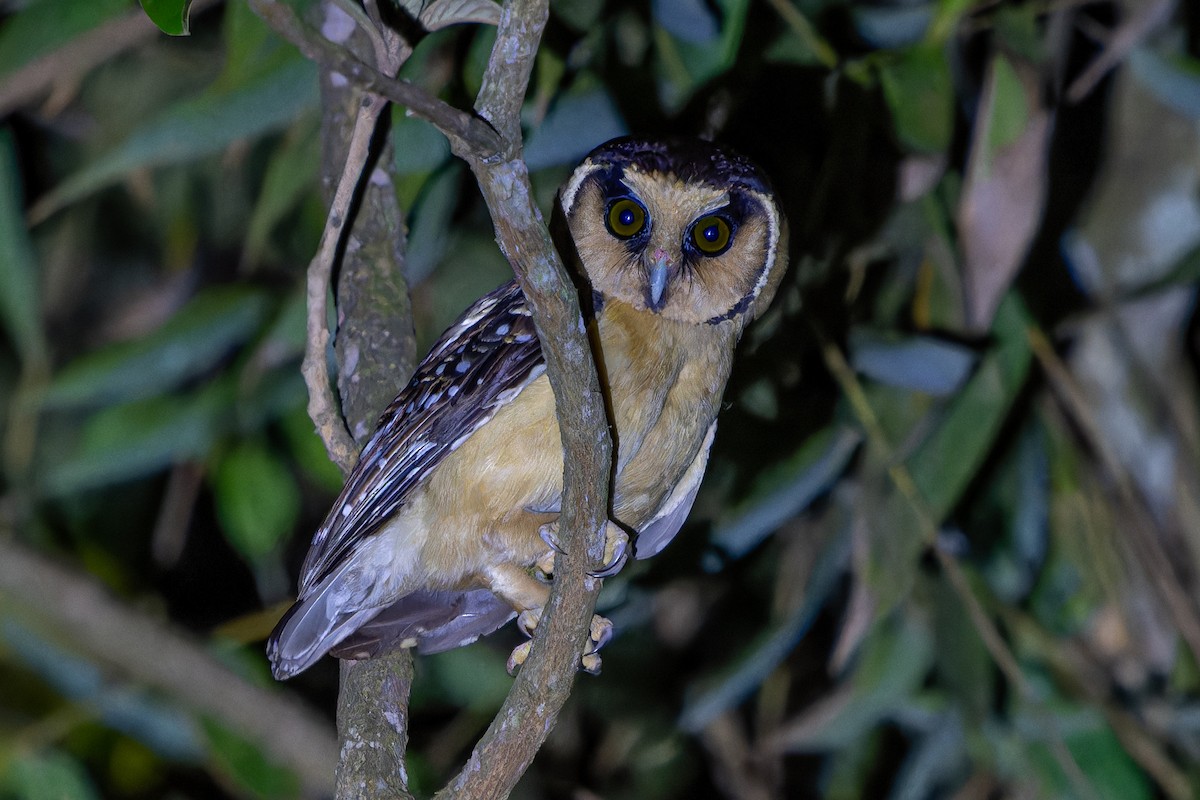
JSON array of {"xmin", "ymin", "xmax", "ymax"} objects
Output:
[{"xmin": 268, "ymin": 136, "xmax": 789, "ymax": 679}]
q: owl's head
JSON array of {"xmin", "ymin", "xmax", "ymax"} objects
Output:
[{"xmin": 558, "ymin": 137, "xmax": 788, "ymax": 328}]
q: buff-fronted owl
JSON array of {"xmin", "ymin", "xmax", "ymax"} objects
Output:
[{"xmin": 268, "ymin": 136, "xmax": 789, "ymax": 679}]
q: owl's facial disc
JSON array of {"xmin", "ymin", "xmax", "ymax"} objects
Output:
[{"xmin": 559, "ymin": 137, "xmax": 787, "ymax": 325}]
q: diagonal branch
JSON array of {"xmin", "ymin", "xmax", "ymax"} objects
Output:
[
  {"xmin": 246, "ymin": 0, "xmax": 502, "ymax": 157},
  {"xmin": 437, "ymin": 0, "xmax": 614, "ymax": 796}
]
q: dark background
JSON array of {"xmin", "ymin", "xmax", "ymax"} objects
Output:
[{"xmin": 3, "ymin": 0, "xmax": 1200, "ymax": 797}]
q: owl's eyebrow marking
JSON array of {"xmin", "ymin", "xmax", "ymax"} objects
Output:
[{"xmin": 696, "ymin": 193, "xmax": 731, "ymax": 216}]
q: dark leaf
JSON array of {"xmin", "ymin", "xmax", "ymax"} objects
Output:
[
  {"xmin": 43, "ymin": 287, "xmax": 269, "ymax": 409},
  {"xmin": 138, "ymin": 0, "xmax": 193, "ymax": 36},
  {"xmin": 958, "ymin": 54, "xmax": 1053, "ymax": 332}
]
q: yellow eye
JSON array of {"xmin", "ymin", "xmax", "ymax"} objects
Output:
[
  {"xmin": 606, "ymin": 198, "xmax": 647, "ymax": 239},
  {"xmin": 691, "ymin": 215, "xmax": 732, "ymax": 255}
]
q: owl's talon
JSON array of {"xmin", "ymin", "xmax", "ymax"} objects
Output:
[
  {"xmin": 507, "ymin": 640, "xmax": 532, "ymax": 675},
  {"xmin": 507, "ymin": 613, "xmax": 612, "ymax": 675},
  {"xmin": 539, "ymin": 522, "xmax": 567, "ymax": 555},
  {"xmin": 588, "ymin": 523, "xmax": 630, "ymax": 578},
  {"xmin": 588, "ymin": 614, "xmax": 613, "ymax": 652},
  {"xmin": 534, "ymin": 549, "xmax": 556, "ymax": 579},
  {"xmin": 517, "ymin": 608, "xmax": 541, "ymax": 638}
]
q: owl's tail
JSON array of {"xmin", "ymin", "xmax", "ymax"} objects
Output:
[
  {"xmin": 267, "ymin": 566, "xmax": 518, "ymax": 679},
  {"xmin": 266, "ymin": 560, "xmax": 384, "ymax": 680}
]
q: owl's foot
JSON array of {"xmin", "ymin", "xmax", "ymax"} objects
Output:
[
  {"xmin": 534, "ymin": 521, "xmax": 630, "ymax": 579},
  {"xmin": 506, "ymin": 611, "xmax": 614, "ymax": 676},
  {"xmin": 590, "ymin": 524, "xmax": 629, "ymax": 578},
  {"xmin": 582, "ymin": 614, "xmax": 613, "ymax": 674},
  {"xmin": 539, "ymin": 522, "xmax": 566, "ymax": 555},
  {"xmin": 506, "ymin": 640, "xmax": 532, "ymax": 675}
]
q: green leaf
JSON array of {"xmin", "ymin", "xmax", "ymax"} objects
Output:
[
  {"xmin": 770, "ymin": 611, "xmax": 935, "ymax": 751},
  {"xmin": 422, "ymin": 645, "xmax": 513, "ymax": 712},
  {"xmin": 523, "ymin": 89, "xmax": 627, "ymax": 170},
  {"xmin": 43, "ymin": 381, "xmax": 232, "ymax": 495},
  {"xmin": 139, "ymin": 0, "xmax": 192, "ymax": 36},
  {"xmin": 680, "ymin": 525, "xmax": 851, "ymax": 732},
  {"xmin": 462, "ymin": 25, "xmax": 497, "ymax": 99},
  {"xmin": 213, "ymin": 440, "xmax": 300, "ymax": 563},
  {"xmin": 0, "ymin": 618, "xmax": 204, "ymax": 761},
  {"xmin": 931, "ymin": 572, "xmax": 992, "ymax": 719},
  {"xmin": 43, "ymin": 287, "xmax": 269, "ymax": 409},
  {"xmin": 0, "ymin": 129, "xmax": 46, "ymax": 364},
  {"xmin": 979, "ymin": 54, "xmax": 1033, "ymax": 174},
  {"xmin": 200, "ymin": 718, "xmax": 298, "ymax": 800},
  {"xmin": 928, "ymin": 0, "xmax": 976, "ymax": 42},
  {"xmin": 0, "ymin": 0, "xmax": 129, "ymax": 80},
  {"xmin": 550, "ymin": 0, "xmax": 604, "ymax": 31},
  {"xmin": 907, "ymin": 292, "xmax": 1032, "ymax": 517},
  {"xmin": 4, "ymin": 749, "xmax": 100, "ymax": 800},
  {"xmin": 652, "ymin": 0, "xmax": 720, "ymax": 44},
  {"xmin": 890, "ymin": 713, "xmax": 968, "ymax": 800},
  {"xmin": 711, "ymin": 425, "xmax": 861, "ymax": 559},
  {"xmin": 880, "ymin": 45, "xmax": 954, "ymax": 153},
  {"xmin": 405, "ymin": 165, "xmax": 462, "ymax": 284},
  {"xmin": 419, "ymin": 0, "xmax": 502, "ymax": 30},
  {"xmin": 216, "ymin": 0, "xmax": 298, "ymax": 91},
  {"xmin": 243, "ymin": 122, "xmax": 320, "ymax": 268},
  {"xmin": 279, "ymin": 404, "xmax": 343, "ymax": 492},
  {"xmin": 30, "ymin": 56, "xmax": 318, "ymax": 221},
  {"xmin": 1028, "ymin": 722, "xmax": 1153, "ymax": 800},
  {"xmin": 852, "ymin": 4, "xmax": 931, "ymax": 49},
  {"xmin": 652, "ymin": 0, "xmax": 749, "ymax": 111},
  {"xmin": 850, "ymin": 328, "xmax": 976, "ymax": 396},
  {"xmin": 392, "ymin": 113, "xmax": 452, "ymax": 176},
  {"xmin": 1130, "ymin": 47, "xmax": 1200, "ymax": 120},
  {"xmin": 864, "ymin": 293, "xmax": 1032, "ymax": 615}
]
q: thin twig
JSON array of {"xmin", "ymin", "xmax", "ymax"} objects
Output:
[
  {"xmin": 819, "ymin": 339, "xmax": 1102, "ymax": 800},
  {"xmin": 293, "ymin": 89, "xmax": 385, "ymax": 473},
  {"xmin": 762, "ymin": 0, "xmax": 838, "ymax": 69},
  {"xmin": 247, "ymin": 0, "xmax": 502, "ymax": 158},
  {"xmin": 1002, "ymin": 607, "xmax": 1193, "ymax": 800},
  {"xmin": 1066, "ymin": 0, "xmax": 1175, "ymax": 103},
  {"xmin": 1027, "ymin": 325, "xmax": 1200, "ymax": 665}
]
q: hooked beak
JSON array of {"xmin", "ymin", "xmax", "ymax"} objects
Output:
[{"xmin": 648, "ymin": 251, "xmax": 670, "ymax": 311}]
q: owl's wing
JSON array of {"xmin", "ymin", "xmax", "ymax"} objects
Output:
[
  {"xmin": 297, "ymin": 280, "xmax": 545, "ymax": 595},
  {"xmin": 328, "ymin": 588, "xmax": 517, "ymax": 660},
  {"xmin": 633, "ymin": 422, "xmax": 716, "ymax": 559}
]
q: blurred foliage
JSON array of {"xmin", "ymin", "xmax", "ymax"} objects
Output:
[{"xmin": 3, "ymin": 0, "xmax": 1200, "ymax": 798}]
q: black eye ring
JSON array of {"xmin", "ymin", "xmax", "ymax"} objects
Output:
[
  {"xmin": 606, "ymin": 198, "xmax": 648, "ymax": 240},
  {"xmin": 690, "ymin": 215, "xmax": 733, "ymax": 256}
]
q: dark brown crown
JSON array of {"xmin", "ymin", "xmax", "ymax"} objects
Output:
[{"xmin": 583, "ymin": 136, "xmax": 773, "ymax": 196}]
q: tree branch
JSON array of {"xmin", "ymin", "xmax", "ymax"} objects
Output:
[
  {"xmin": 438, "ymin": 0, "xmax": 614, "ymax": 795},
  {"xmin": 255, "ymin": 0, "xmax": 613, "ymax": 795},
  {"xmin": 307, "ymin": 4, "xmax": 421, "ymax": 793},
  {"xmin": 246, "ymin": 0, "xmax": 502, "ymax": 158},
  {"xmin": 335, "ymin": 650, "xmax": 416, "ymax": 799}
]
